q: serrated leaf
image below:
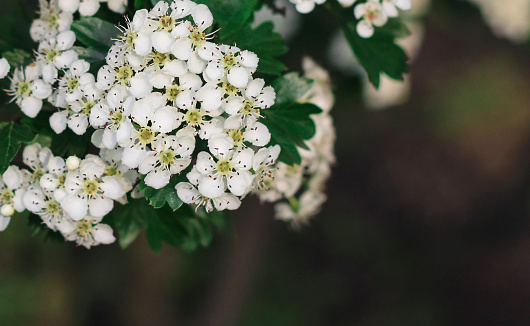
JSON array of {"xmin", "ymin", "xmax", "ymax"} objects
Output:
[
  {"xmin": 138, "ymin": 175, "xmax": 184, "ymax": 210},
  {"xmin": 342, "ymin": 18, "xmax": 409, "ymax": 88},
  {"xmin": 196, "ymin": 0, "xmax": 259, "ymax": 37},
  {"xmin": 0, "ymin": 122, "xmax": 35, "ymax": 174},
  {"xmin": 220, "ymin": 21, "xmax": 288, "ymax": 76},
  {"xmin": 261, "ymin": 73, "xmax": 322, "ymax": 165},
  {"xmin": 71, "ymin": 17, "xmax": 118, "ymax": 54},
  {"xmin": 2, "ymin": 49, "xmax": 31, "ymax": 67},
  {"xmin": 272, "ymin": 72, "xmax": 314, "ymax": 105}
]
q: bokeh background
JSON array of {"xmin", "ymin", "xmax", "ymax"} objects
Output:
[{"xmin": 2, "ymin": 0, "xmax": 530, "ymax": 325}]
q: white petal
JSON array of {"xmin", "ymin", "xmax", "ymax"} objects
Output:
[
  {"xmin": 134, "ymin": 31, "xmax": 153, "ymax": 57},
  {"xmin": 61, "ymin": 195, "xmax": 88, "ymax": 220},
  {"xmin": 239, "ymin": 50, "xmax": 259, "ymax": 69},
  {"xmin": 227, "ymin": 170, "xmax": 254, "ymax": 196},
  {"xmin": 232, "ymin": 148, "xmax": 254, "ymax": 171},
  {"xmin": 208, "ymin": 134, "xmax": 234, "ymax": 159},
  {"xmin": 59, "ymin": 0, "xmax": 80, "ymax": 13},
  {"xmin": 357, "ymin": 20, "xmax": 375, "ymax": 38},
  {"xmin": 196, "ymin": 85, "xmax": 223, "ymax": 113},
  {"xmin": 56, "ymin": 31, "xmax": 76, "ymax": 50},
  {"xmin": 152, "ymin": 31, "xmax": 175, "ymax": 53},
  {"xmin": 171, "ymin": 38, "xmax": 193, "ymax": 61},
  {"xmin": 191, "ymin": 4, "xmax": 213, "ymax": 31},
  {"xmin": 50, "ymin": 111, "xmax": 68, "ymax": 134},
  {"xmin": 0, "ymin": 58, "xmax": 10, "ymax": 79},
  {"xmin": 67, "ymin": 114, "xmax": 89, "ymax": 135},
  {"xmin": 145, "ymin": 170, "xmax": 171, "ymax": 189},
  {"xmin": 0, "ymin": 216, "xmax": 11, "ymax": 231},
  {"xmin": 129, "ymin": 72, "xmax": 153, "ymax": 99},
  {"xmin": 3, "ymin": 166, "xmax": 23, "ymax": 189},
  {"xmin": 187, "ymin": 50, "xmax": 206, "ymax": 74},
  {"xmin": 245, "ymin": 78, "xmax": 265, "ymax": 98},
  {"xmin": 88, "ymin": 197, "xmax": 114, "ymax": 218},
  {"xmin": 163, "ymin": 59, "xmax": 188, "ymax": 77},
  {"xmin": 122, "ymin": 146, "xmax": 148, "ymax": 168},
  {"xmin": 100, "ymin": 176, "xmax": 125, "ymax": 200},
  {"xmin": 79, "ymin": 0, "xmax": 100, "ymax": 16},
  {"xmin": 93, "ymin": 223, "xmax": 116, "ymax": 244},
  {"xmin": 244, "ymin": 122, "xmax": 271, "ymax": 146},
  {"xmin": 175, "ymin": 182, "xmax": 199, "ymax": 204},
  {"xmin": 102, "ymin": 128, "xmax": 118, "ymax": 149},
  {"xmin": 195, "ymin": 151, "xmax": 216, "ymax": 174},
  {"xmin": 198, "ymin": 175, "xmax": 225, "ymax": 198},
  {"xmin": 55, "ymin": 50, "xmax": 79, "ymax": 69},
  {"xmin": 21, "ymin": 97, "xmax": 42, "ymax": 118},
  {"xmin": 152, "ymin": 106, "xmax": 180, "ymax": 133}
]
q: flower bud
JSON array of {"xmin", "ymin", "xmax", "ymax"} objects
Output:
[
  {"xmin": 1, "ymin": 204, "xmax": 15, "ymax": 217},
  {"xmin": 66, "ymin": 156, "xmax": 81, "ymax": 170}
]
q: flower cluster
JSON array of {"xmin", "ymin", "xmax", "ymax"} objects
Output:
[
  {"xmin": 0, "ymin": 144, "xmax": 124, "ymax": 248},
  {"xmin": 289, "ymin": 0, "xmax": 411, "ymax": 38},
  {"xmin": 256, "ymin": 58, "xmax": 336, "ymax": 228},
  {"xmin": 0, "ymin": 0, "xmax": 289, "ymax": 247}
]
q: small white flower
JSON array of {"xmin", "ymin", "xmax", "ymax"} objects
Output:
[
  {"xmin": 63, "ymin": 216, "xmax": 116, "ymax": 248},
  {"xmin": 175, "ymin": 181, "xmax": 241, "ymax": 213},
  {"xmin": 354, "ymin": 0, "xmax": 388, "ymax": 38}
]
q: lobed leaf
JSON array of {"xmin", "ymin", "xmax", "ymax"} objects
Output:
[
  {"xmin": 220, "ymin": 21, "xmax": 288, "ymax": 76},
  {"xmin": 341, "ymin": 18, "xmax": 409, "ymax": 88},
  {"xmin": 196, "ymin": 0, "xmax": 260, "ymax": 37},
  {"xmin": 261, "ymin": 73, "xmax": 322, "ymax": 165}
]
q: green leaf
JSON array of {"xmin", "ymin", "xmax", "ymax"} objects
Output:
[
  {"xmin": 261, "ymin": 73, "xmax": 322, "ymax": 165},
  {"xmin": 196, "ymin": 0, "xmax": 259, "ymax": 36},
  {"xmin": 0, "ymin": 122, "xmax": 35, "ymax": 174},
  {"xmin": 51, "ymin": 128, "xmax": 92, "ymax": 158},
  {"xmin": 220, "ymin": 21, "xmax": 288, "ymax": 76},
  {"xmin": 272, "ymin": 72, "xmax": 314, "ymax": 105},
  {"xmin": 138, "ymin": 175, "xmax": 184, "ymax": 210},
  {"xmin": 2, "ymin": 49, "xmax": 31, "ymax": 67},
  {"xmin": 341, "ymin": 18, "xmax": 409, "ymax": 88},
  {"xmin": 71, "ymin": 17, "xmax": 118, "ymax": 54}
]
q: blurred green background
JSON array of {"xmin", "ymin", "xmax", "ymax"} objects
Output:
[{"xmin": 2, "ymin": 0, "xmax": 530, "ymax": 325}]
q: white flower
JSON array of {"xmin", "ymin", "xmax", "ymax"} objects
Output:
[
  {"xmin": 170, "ymin": 4, "xmax": 215, "ymax": 63},
  {"xmin": 23, "ymin": 143, "xmax": 53, "ymax": 182},
  {"xmin": 0, "ymin": 166, "xmax": 27, "ymax": 231},
  {"xmin": 138, "ymin": 134, "xmax": 194, "ymax": 189},
  {"xmin": 63, "ymin": 216, "xmax": 116, "ymax": 248},
  {"xmin": 275, "ymin": 190, "xmax": 327, "ymax": 229},
  {"xmin": 175, "ymin": 181, "xmax": 241, "ymax": 213},
  {"xmin": 204, "ymin": 45, "xmax": 259, "ymax": 89},
  {"xmin": 8, "ymin": 66, "xmax": 52, "ymax": 118},
  {"xmin": 223, "ymin": 78, "xmax": 276, "ymax": 129},
  {"xmin": 30, "ymin": 0, "xmax": 73, "ymax": 42},
  {"xmin": 61, "ymin": 156, "xmax": 125, "ymax": 220},
  {"xmin": 89, "ymin": 87, "xmax": 135, "ymax": 149},
  {"xmin": 66, "ymin": 82, "xmax": 101, "ymax": 135},
  {"xmin": 36, "ymin": 31, "xmax": 78, "ymax": 83},
  {"xmin": 354, "ymin": 0, "xmax": 388, "ymax": 38},
  {"xmin": 195, "ymin": 134, "xmax": 255, "ymax": 197},
  {"xmin": 58, "ymin": 59, "xmax": 92, "ymax": 103}
]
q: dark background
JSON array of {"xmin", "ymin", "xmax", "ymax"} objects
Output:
[{"xmin": 1, "ymin": 0, "xmax": 530, "ymax": 325}]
